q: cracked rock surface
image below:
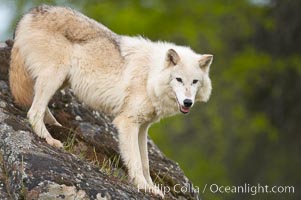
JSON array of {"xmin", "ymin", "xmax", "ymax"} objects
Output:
[{"xmin": 0, "ymin": 41, "xmax": 200, "ymax": 200}]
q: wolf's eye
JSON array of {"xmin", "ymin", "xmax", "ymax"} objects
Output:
[
  {"xmin": 176, "ymin": 78, "xmax": 183, "ymax": 83},
  {"xmin": 192, "ymin": 80, "xmax": 198, "ymax": 84}
]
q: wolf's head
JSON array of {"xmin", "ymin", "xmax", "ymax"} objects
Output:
[{"xmin": 165, "ymin": 48, "xmax": 213, "ymax": 114}]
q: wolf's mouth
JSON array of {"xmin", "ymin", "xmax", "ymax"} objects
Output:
[
  {"xmin": 175, "ymin": 95, "xmax": 190, "ymax": 114},
  {"xmin": 179, "ymin": 105, "xmax": 190, "ymax": 114}
]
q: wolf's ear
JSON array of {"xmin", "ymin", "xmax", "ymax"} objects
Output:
[
  {"xmin": 166, "ymin": 49, "xmax": 180, "ymax": 67},
  {"xmin": 199, "ymin": 54, "xmax": 213, "ymax": 73}
]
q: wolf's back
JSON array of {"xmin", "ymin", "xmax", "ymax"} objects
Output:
[{"xmin": 22, "ymin": 5, "xmax": 115, "ymax": 43}]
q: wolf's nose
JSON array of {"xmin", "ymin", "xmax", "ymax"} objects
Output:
[{"xmin": 183, "ymin": 99, "xmax": 193, "ymax": 107}]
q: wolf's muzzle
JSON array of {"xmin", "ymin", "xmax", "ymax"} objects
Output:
[{"xmin": 183, "ymin": 99, "xmax": 193, "ymax": 107}]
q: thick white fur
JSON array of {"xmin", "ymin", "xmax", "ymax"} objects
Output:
[{"xmin": 10, "ymin": 5, "xmax": 213, "ymax": 197}]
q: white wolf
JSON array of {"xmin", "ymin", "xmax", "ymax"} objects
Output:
[{"xmin": 9, "ymin": 5, "xmax": 213, "ymax": 197}]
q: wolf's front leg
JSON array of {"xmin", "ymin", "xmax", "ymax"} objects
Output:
[
  {"xmin": 113, "ymin": 116, "xmax": 163, "ymax": 198},
  {"xmin": 113, "ymin": 116, "xmax": 146, "ymax": 184},
  {"xmin": 138, "ymin": 124, "xmax": 153, "ymax": 185}
]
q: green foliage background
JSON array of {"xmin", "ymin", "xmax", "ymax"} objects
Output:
[{"xmin": 1, "ymin": 0, "xmax": 300, "ymax": 199}]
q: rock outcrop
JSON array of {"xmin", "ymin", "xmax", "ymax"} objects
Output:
[{"xmin": 0, "ymin": 41, "xmax": 200, "ymax": 200}]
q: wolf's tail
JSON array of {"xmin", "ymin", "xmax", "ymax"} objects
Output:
[{"xmin": 9, "ymin": 46, "xmax": 34, "ymax": 107}]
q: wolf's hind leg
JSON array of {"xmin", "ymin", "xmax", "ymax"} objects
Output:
[
  {"xmin": 44, "ymin": 107, "xmax": 62, "ymax": 126},
  {"xmin": 28, "ymin": 67, "xmax": 69, "ymax": 148}
]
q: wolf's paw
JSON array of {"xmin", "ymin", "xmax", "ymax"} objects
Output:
[
  {"xmin": 46, "ymin": 136, "xmax": 63, "ymax": 148},
  {"xmin": 137, "ymin": 181, "xmax": 164, "ymax": 199},
  {"xmin": 44, "ymin": 117, "xmax": 62, "ymax": 127},
  {"xmin": 147, "ymin": 184, "xmax": 164, "ymax": 199},
  {"xmin": 53, "ymin": 122, "xmax": 62, "ymax": 127}
]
